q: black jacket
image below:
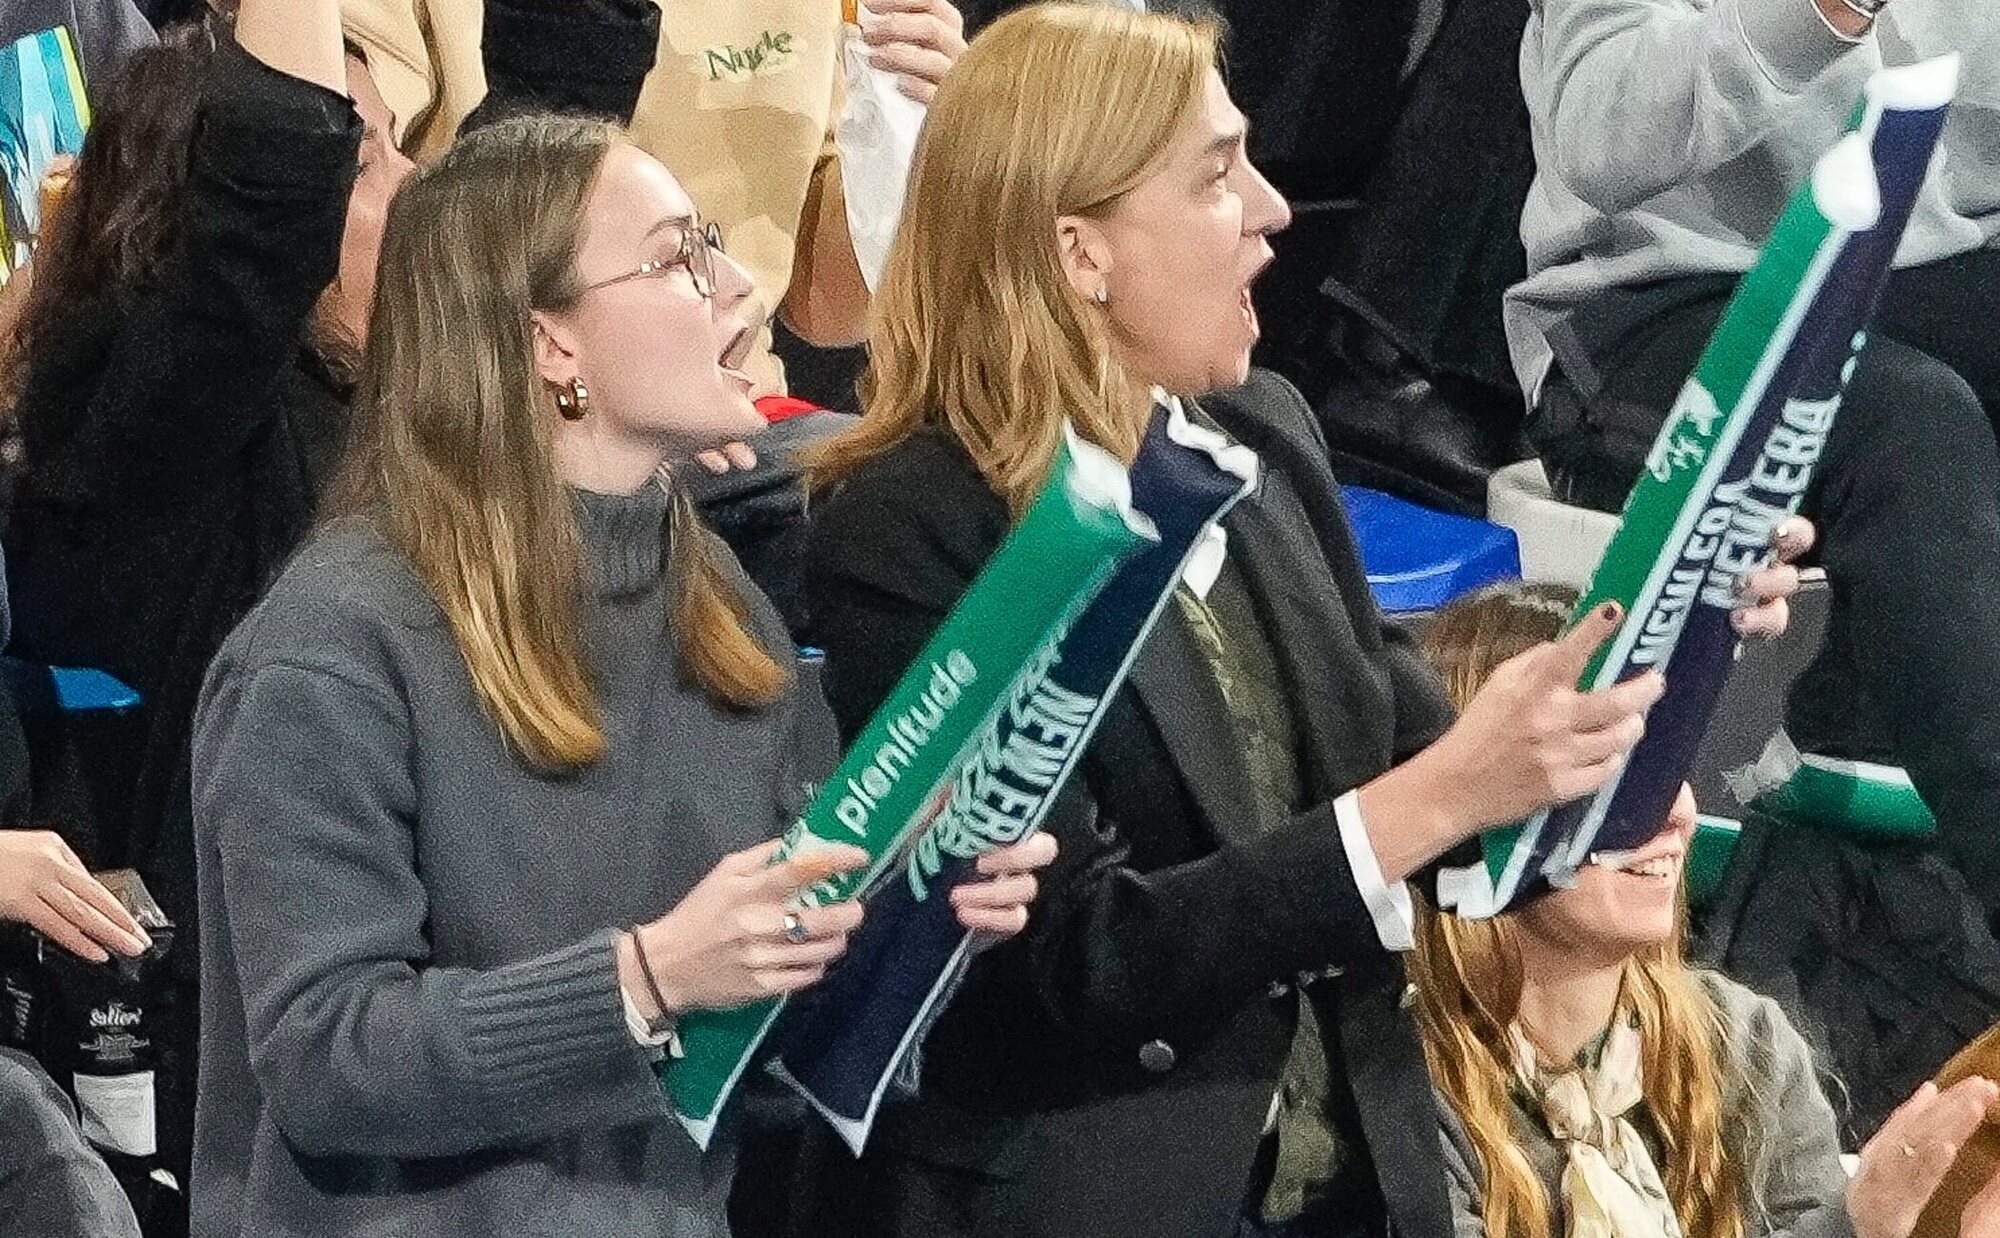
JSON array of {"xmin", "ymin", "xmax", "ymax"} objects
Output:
[
  {"xmin": 5, "ymin": 43, "xmax": 358, "ymax": 922},
  {"xmin": 793, "ymin": 370, "xmax": 1459, "ymax": 1238}
]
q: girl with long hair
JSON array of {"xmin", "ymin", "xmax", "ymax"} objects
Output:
[
  {"xmin": 187, "ymin": 110, "xmax": 1051, "ymax": 1236},
  {"xmin": 795, "ymin": 6, "xmax": 1802, "ymax": 1237},
  {"xmin": 1413, "ymin": 583, "xmax": 2000, "ymax": 1238}
]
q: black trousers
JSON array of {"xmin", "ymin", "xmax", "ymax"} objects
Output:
[{"xmin": 1530, "ymin": 249, "xmax": 2000, "ymax": 915}]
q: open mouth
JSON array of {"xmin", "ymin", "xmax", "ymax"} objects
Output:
[
  {"xmin": 719, "ymin": 321, "xmax": 754, "ymax": 372},
  {"xmin": 1238, "ymin": 252, "xmax": 1275, "ymax": 334},
  {"xmin": 717, "ymin": 321, "xmax": 759, "ymax": 390}
]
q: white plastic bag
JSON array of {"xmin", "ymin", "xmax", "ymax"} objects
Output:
[{"xmin": 834, "ymin": 3, "xmax": 927, "ymax": 292}]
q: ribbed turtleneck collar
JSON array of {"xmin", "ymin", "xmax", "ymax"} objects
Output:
[{"xmin": 573, "ymin": 479, "xmax": 672, "ymax": 597}]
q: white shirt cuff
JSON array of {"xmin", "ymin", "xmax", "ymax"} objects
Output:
[
  {"xmin": 621, "ymin": 984, "xmax": 682, "ymax": 1055},
  {"xmin": 1334, "ymin": 789, "xmax": 1415, "ymax": 952}
]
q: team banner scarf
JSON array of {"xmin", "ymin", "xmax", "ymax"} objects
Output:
[
  {"xmin": 1440, "ymin": 56, "xmax": 1960, "ymax": 919},
  {"xmin": 665, "ymin": 427, "xmax": 1155, "ymax": 1147},
  {"xmin": 765, "ymin": 404, "xmax": 1259, "ymax": 1152},
  {"xmin": 0, "ymin": 26, "xmax": 90, "ymax": 278}
]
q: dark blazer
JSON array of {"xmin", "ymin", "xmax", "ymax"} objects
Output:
[{"xmin": 793, "ymin": 370, "xmax": 1459, "ymax": 1238}]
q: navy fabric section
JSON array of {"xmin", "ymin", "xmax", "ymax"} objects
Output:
[
  {"xmin": 1510, "ymin": 93, "xmax": 1951, "ymax": 907},
  {"xmin": 770, "ymin": 413, "xmax": 1251, "ymax": 1136}
]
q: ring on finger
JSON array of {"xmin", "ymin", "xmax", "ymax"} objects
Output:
[{"xmin": 781, "ymin": 911, "xmax": 810, "ymax": 945}]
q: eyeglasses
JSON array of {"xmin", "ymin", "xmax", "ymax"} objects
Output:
[{"xmin": 582, "ymin": 219, "xmax": 727, "ymax": 299}]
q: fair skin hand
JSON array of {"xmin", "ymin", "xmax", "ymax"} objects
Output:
[
  {"xmin": 1057, "ymin": 68, "xmax": 1808, "ymax": 888},
  {"xmin": 616, "ymin": 835, "xmax": 1057, "ymax": 1016},
  {"xmin": 776, "ymin": 0, "xmax": 970, "ymax": 346},
  {"xmin": 696, "ymin": 441, "xmax": 759, "ymax": 475},
  {"xmin": 0, "ymin": 832, "xmax": 151, "ymax": 964},
  {"xmin": 859, "ymin": 0, "xmax": 968, "ymax": 104},
  {"xmin": 534, "ymin": 146, "xmax": 1056, "ymax": 1015},
  {"xmin": 1848, "ymin": 1078, "xmax": 2000, "ymax": 1238},
  {"xmin": 1813, "ymin": 0, "xmax": 1876, "ymax": 38}
]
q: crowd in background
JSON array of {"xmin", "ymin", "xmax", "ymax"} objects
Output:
[{"xmin": 0, "ymin": 1, "xmax": 1998, "ymax": 1237}]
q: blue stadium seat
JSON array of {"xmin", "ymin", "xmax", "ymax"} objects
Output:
[
  {"xmin": 48, "ymin": 667, "xmax": 142, "ymax": 713},
  {"xmin": 1340, "ymin": 485, "xmax": 1522, "ymax": 615}
]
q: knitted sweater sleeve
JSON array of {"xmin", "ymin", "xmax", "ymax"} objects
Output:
[
  {"xmin": 192, "ymin": 653, "xmax": 669, "ymax": 1160},
  {"xmin": 1526, "ymin": 0, "xmax": 1864, "ymax": 216}
]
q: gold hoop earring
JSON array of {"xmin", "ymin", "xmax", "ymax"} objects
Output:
[{"xmin": 555, "ymin": 377, "xmax": 590, "ymax": 421}]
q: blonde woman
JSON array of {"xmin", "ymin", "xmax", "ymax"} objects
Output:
[
  {"xmin": 795, "ymin": 6, "xmax": 1801, "ymax": 1237},
  {"xmin": 186, "ymin": 112, "xmax": 1052, "ymax": 1236},
  {"xmin": 1413, "ymin": 583, "xmax": 2000, "ymax": 1238}
]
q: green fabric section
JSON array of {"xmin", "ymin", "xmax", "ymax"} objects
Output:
[
  {"xmin": 1753, "ymin": 759, "xmax": 1936, "ymax": 842},
  {"xmin": 664, "ymin": 438, "xmax": 1149, "ymax": 1142},
  {"xmin": 1173, "ymin": 566, "xmax": 1337, "ymax": 1223}
]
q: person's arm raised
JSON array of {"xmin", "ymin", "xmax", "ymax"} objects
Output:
[
  {"xmin": 234, "ymin": 0, "xmax": 347, "ymax": 96},
  {"xmin": 82, "ymin": 0, "xmax": 361, "ymax": 484},
  {"xmin": 1534, "ymin": 0, "xmax": 1866, "ymax": 217}
]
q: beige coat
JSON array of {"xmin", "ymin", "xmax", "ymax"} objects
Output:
[{"xmin": 340, "ymin": 0, "xmax": 871, "ymax": 392}]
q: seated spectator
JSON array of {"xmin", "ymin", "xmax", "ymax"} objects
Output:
[
  {"xmin": 0, "ymin": 0, "xmax": 409, "ymax": 1207},
  {"xmin": 1511, "ymin": 0, "xmax": 2000, "ymax": 1141},
  {"xmin": 790, "ymin": 8, "xmax": 1799, "ymax": 1237},
  {"xmin": 1509, "ymin": 1, "xmax": 2000, "ymax": 942},
  {"xmin": 1413, "ymin": 582, "xmax": 2000, "ymax": 1238},
  {"xmin": 188, "ymin": 93, "xmax": 1051, "ymax": 1233},
  {"xmin": 0, "ymin": 1046, "xmax": 142, "ymax": 1238}
]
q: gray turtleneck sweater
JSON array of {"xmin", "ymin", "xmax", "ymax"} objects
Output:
[{"xmin": 188, "ymin": 484, "xmax": 803, "ymax": 1237}]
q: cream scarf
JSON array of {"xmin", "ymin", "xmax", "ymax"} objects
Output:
[{"xmin": 1508, "ymin": 1020, "xmax": 1683, "ymax": 1238}]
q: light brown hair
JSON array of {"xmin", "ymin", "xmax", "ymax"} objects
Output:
[
  {"xmin": 1411, "ymin": 582, "xmax": 1744, "ymax": 1238},
  {"xmin": 807, "ymin": 3, "xmax": 1221, "ymax": 512},
  {"xmin": 333, "ymin": 114, "xmax": 784, "ymax": 771}
]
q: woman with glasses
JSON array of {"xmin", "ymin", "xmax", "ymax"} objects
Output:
[{"xmin": 185, "ymin": 102, "xmax": 1053, "ymax": 1236}]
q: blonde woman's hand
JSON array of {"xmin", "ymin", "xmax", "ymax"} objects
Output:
[
  {"xmin": 1361, "ymin": 601, "xmax": 1664, "ymax": 883},
  {"xmin": 859, "ymin": 0, "xmax": 968, "ymax": 103},
  {"xmin": 1848, "ymin": 1077, "xmax": 1999, "ymax": 1238},
  {"xmin": 951, "ymin": 833, "xmax": 1058, "ymax": 939},
  {"xmin": 621, "ymin": 840, "xmax": 869, "ymax": 1017},
  {"xmin": 0, "ymin": 831, "xmax": 151, "ymax": 963}
]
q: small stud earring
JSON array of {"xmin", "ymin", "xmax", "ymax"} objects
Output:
[{"xmin": 1094, "ymin": 285, "xmax": 1111, "ymax": 305}]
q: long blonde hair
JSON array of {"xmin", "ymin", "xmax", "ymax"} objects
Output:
[
  {"xmin": 808, "ymin": 3, "xmax": 1221, "ymax": 511},
  {"xmin": 1411, "ymin": 582, "xmax": 1743, "ymax": 1238},
  {"xmin": 335, "ymin": 115, "xmax": 785, "ymax": 772}
]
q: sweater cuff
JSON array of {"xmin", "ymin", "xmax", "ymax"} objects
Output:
[
  {"xmin": 479, "ymin": 0, "xmax": 661, "ymax": 125},
  {"xmin": 1238, "ymin": 799, "xmax": 1388, "ymax": 967},
  {"xmin": 198, "ymin": 41, "xmax": 362, "ymax": 193},
  {"xmin": 459, "ymin": 929, "xmax": 644, "ymax": 1109},
  {"xmin": 1731, "ymin": 0, "xmax": 1861, "ymax": 93}
]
